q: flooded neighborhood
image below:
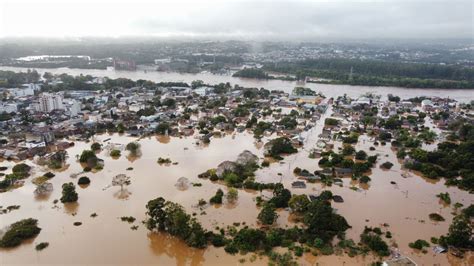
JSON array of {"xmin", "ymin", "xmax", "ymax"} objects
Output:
[{"xmin": 0, "ymin": 66, "xmax": 472, "ymax": 265}]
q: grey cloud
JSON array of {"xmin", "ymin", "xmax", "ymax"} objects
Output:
[{"xmin": 131, "ymin": 1, "xmax": 473, "ymax": 40}]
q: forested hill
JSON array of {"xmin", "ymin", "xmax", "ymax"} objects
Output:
[{"xmin": 264, "ymin": 59, "xmax": 474, "ymax": 89}]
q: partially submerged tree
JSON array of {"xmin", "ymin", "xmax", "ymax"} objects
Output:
[
  {"xmin": 0, "ymin": 218, "xmax": 41, "ymax": 248},
  {"xmin": 126, "ymin": 142, "xmax": 141, "ymax": 156},
  {"xmin": 34, "ymin": 182, "xmax": 53, "ymax": 196},
  {"xmin": 112, "ymin": 174, "xmax": 131, "ymax": 191},
  {"xmin": 60, "ymin": 183, "xmax": 78, "ymax": 203},
  {"xmin": 258, "ymin": 203, "xmax": 277, "ymax": 225}
]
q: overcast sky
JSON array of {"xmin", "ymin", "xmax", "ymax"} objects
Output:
[{"xmin": 0, "ymin": 0, "xmax": 472, "ymax": 40}]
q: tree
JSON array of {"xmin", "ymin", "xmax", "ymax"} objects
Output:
[
  {"xmin": 110, "ymin": 149, "xmax": 121, "ymax": 157},
  {"xmin": 303, "ymin": 200, "xmax": 350, "ymax": 243},
  {"xmin": 269, "ymin": 183, "xmax": 291, "ymax": 208},
  {"xmin": 0, "ymin": 218, "xmax": 41, "ymax": 248},
  {"xmin": 60, "ymin": 182, "xmax": 78, "ymax": 203},
  {"xmin": 265, "ymin": 137, "xmax": 297, "ymax": 159},
  {"xmin": 355, "ymin": 150, "xmax": 367, "ymax": 160},
  {"xmin": 126, "ymin": 142, "xmax": 141, "ymax": 155},
  {"xmin": 210, "ymin": 189, "xmax": 224, "ymax": 204},
  {"xmin": 288, "ymin": 195, "xmax": 310, "ymax": 213},
  {"xmin": 91, "ymin": 142, "xmax": 101, "ymax": 151},
  {"xmin": 227, "ymin": 188, "xmax": 238, "ymax": 203},
  {"xmin": 79, "ymin": 150, "xmax": 98, "ymax": 167},
  {"xmin": 191, "ymin": 80, "xmax": 204, "ymax": 89},
  {"xmin": 145, "ymin": 197, "xmax": 208, "ymax": 249},
  {"xmin": 342, "ymin": 145, "xmax": 355, "ymax": 156},
  {"xmin": 156, "ymin": 122, "xmax": 170, "ymax": 135},
  {"xmin": 258, "ymin": 203, "xmax": 277, "ymax": 225},
  {"xmin": 439, "ymin": 213, "xmax": 473, "ymax": 249},
  {"xmin": 78, "ymin": 176, "xmax": 91, "ymax": 185},
  {"xmin": 112, "ymin": 174, "xmax": 131, "ymax": 191}
]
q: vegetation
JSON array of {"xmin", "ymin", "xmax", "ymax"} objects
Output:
[
  {"xmin": 360, "ymin": 227, "xmax": 390, "ymax": 257},
  {"xmin": 226, "ymin": 188, "xmax": 238, "ymax": 203},
  {"xmin": 265, "ymin": 137, "xmax": 297, "ymax": 159},
  {"xmin": 126, "ymin": 142, "xmax": 141, "ymax": 155},
  {"xmin": 437, "ymin": 192, "xmax": 451, "ymax": 204},
  {"xmin": 120, "ymin": 216, "xmax": 136, "ymax": 223},
  {"xmin": 79, "ymin": 150, "xmax": 99, "ymax": 168},
  {"xmin": 0, "ymin": 163, "xmax": 33, "ymax": 190},
  {"xmin": 110, "ymin": 149, "xmax": 121, "ymax": 157},
  {"xmin": 257, "ymin": 203, "xmax": 277, "ymax": 225},
  {"xmin": 265, "ymin": 58, "xmax": 474, "ymax": 89},
  {"xmin": 60, "ymin": 182, "xmax": 78, "ymax": 203},
  {"xmin": 91, "ymin": 142, "xmax": 101, "ymax": 151},
  {"xmin": 145, "ymin": 194, "xmax": 351, "ymax": 259},
  {"xmin": 380, "ymin": 161, "xmax": 394, "ymax": 170},
  {"xmin": 409, "ymin": 239, "xmax": 430, "ymax": 250},
  {"xmin": 403, "ymin": 123, "xmax": 474, "ymax": 191},
  {"xmin": 429, "ymin": 213, "xmax": 445, "ymax": 222},
  {"xmin": 0, "ymin": 218, "xmax": 41, "ymax": 248},
  {"xmin": 157, "ymin": 157, "xmax": 172, "ymax": 164},
  {"xmin": 145, "ymin": 197, "xmax": 207, "ymax": 248},
  {"xmin": 232, "ymin": 68, "xmax": 268, "ymax": 79},
  {"xmin": 78, "ymin": 176, "xmax": 91, "ymax": 185},
  {"xmin": 35, "ymin": 242, "xmax": 49, "ymax": 251},
  {"xmin": 324, "ymin": 118, "xmax": 339, "ymax": 126},
  {"xmin": 210, "ymin": 189, "xmax": 224, "ymax": 204},
  {"xmin": 439, "ymin": 206, "xmax": 473, "ymax": 250},
  {"xmin": 292, "ymin": 87, "xmax": 317, "ymax": 96}
]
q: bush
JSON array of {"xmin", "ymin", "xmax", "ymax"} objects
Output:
[
  {"xmin": 43, "ymin": 172, "xmax": 55, "ymax": 178},
  {"xmin": 157, "ymin": 157, "xmax": 172, "ymax": 164},
  {"xmin": 35, "ymin": 242, "xmax": 49, "ymax": 251},
  {"xmin": 91, "ymin": 142, "xmax": 101, "ymax": 151},
  {"xmin": 79, "ymin": 150, "xmax": 97, "ymax": 164},
  {"xmin": 11, "ymin": 163, "xmax": 31, "ymax": 178},
  {"xmin": 437, "ymin": 192, "xmax": 451, "ymax": 204},
  {"xmin": 60, "ymin": 182, "xmax": 78, "ymax": 203},
  {"xmin": 110, "ymin": 149, "xmax": 121, "ymax": 157},
  {"xmin": 355, "ymin": 150, "xmax": 367, "ymax": 160},
  {"xmin": 325, "ymin": 118, "xmax": 339, "ymax": 126},
  {"xmin": 227, "ymin": 188, "xmax": 238, "ymax": 203},
  {"xmin": 266, "ymin": 137, "xmax": 297, "ymax": 159},
  {"xmin": 210, "ymin": 189, "xmax": 224, "ymax": 204},
  {"xmin": 258, "ymin": 203, "xmax": 277, "ymax": 225},
  {"xmin": 429, "ymin": 213, "xmax": 445, "ymax": 222},
  {"xmin": 78, "ymin": 176, "xmax": 91, "ymax": 185},
  {"xmin": 409, "ymin": 239, "xmax": 430, "ymax": 250},
  {"xmin": 360, "ymin": 176, "xmax": 371, "ymax": 184},
  {"xmin": 126, "ymin": 142, "xmax": 141, "ymax": 155},
  {"xmin": 360, "ymin": 230, "xmax": 390, "ymax": 256},
  {"xmin": 380, "ymin": 161, "xmax": 394, "ymax": 170},
  {"xmin": 0, "ymin": 218, "xmax": 41, "ymax": 248}
]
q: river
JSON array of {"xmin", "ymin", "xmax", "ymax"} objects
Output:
[{"xmin": 1, "ymin": 66, "xmax": 473, "ymax": 102}]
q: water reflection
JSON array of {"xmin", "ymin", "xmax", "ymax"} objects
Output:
[{"xmin": 148, "ymin": 232, "xmax": 206, "ymax": 266}]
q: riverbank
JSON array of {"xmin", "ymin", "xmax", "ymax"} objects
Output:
[{"xmin": 1, "ymin": 66, "xmax": 473, "ymax": 103}]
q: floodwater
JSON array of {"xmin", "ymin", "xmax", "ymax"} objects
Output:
[
  {"xmin": 1, "ymin": 105, "xmax": 473, "ymax": 265},
  {"xmin": 1, "ymin": 66, "xmax": 474, "ymax": 102}
]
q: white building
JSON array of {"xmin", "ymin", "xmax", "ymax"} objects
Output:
[
  {"xmin": 421, "ymin": 99, "xmax": 434, "ymax": 110},
  {"xmin": 37, "ymin": 93, "xmax": 65, "ymax": 112},
  {"xmin": 0, "ymin": 103, "xmax": 18, "ymax": 113},
  {"xmin": 194, "ymin": 86, "xmax": 214, "ymax": 96}
]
